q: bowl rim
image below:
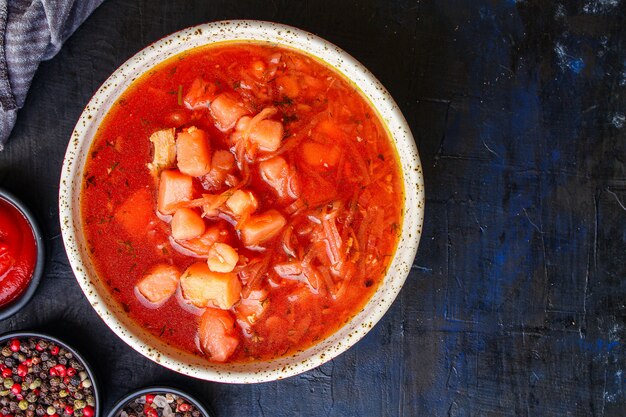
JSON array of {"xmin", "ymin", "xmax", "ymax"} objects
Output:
[
  {"xmin": 0, "ymin": 331, "xmax": 101, "ymax": 417},
  {"xmin": 0, "ymin": 189, "xmax": 45, "ymax": 321},
  {"xmin": 105, "ymin": 386, "xmax": 213, "ymax": 417},
  {"xmin": 59, "ymin": 19, "xmax": 425, "ymax": 383}
]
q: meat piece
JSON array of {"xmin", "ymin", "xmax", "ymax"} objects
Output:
[{"xmin": 147, "ymin": 128, "xmax": 176, "ymax": 177}]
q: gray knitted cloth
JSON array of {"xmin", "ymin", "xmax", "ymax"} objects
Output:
[{"xmin": 0, "ymin": 0, "xmax": 103, "ymax": 150}]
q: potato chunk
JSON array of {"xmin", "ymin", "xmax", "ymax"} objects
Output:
[
  {"xmin": 135, "ymin": 264, "xmax": 180, "ymax": 305},
  {"xmin": 157, "ymin": 170, "xmax": 194, "ymax": 215},
  {"xmin": 210, "ymin": 93, "xmax": 249, "ymax": 131},
  {"xmin": 240, "ymin": 210, "xmax": 286, "ymax": 247},
  {"xmin": 147, "ymin": 128, "xmax": 176, "ymax": 177},
  {"xmin": 198, "ymin": 308, "xmax": 239, "ymax": 362},
  {"xmin": 171, "ymin": 208, "xmax": 205, "ymax": 240},
  {"xmin": 226, "ymin": 190, "xmax": 258, "ymax": 218},
  {"xmin": 176, "ymin": 127, "xmax": 212, "ymax": 177},
  {"xmin": 259, "ymin": 156, "xmax": 300, "ymax": 199},
  {"xmin": 207, "ymin": 243, "xmax": 239, "ymax": 273},
  {"xmin": 249, "ymin": 119, "xmax": 283, "ymax": 152},
  {"xmin": 180, "ymin": 262, "xmax": 242, "ymax": 309}
]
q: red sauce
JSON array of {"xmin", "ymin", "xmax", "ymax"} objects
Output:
[
  {"xmin": 81, "ymin": 43, "xmax": 403, "ymax": 362},
  {"xmin": 0, "ymin": 198, "xmax": 37, "ymax": 307}
]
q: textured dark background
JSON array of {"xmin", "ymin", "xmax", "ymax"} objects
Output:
[{"xmin": 1, "ymin": 0, "xmax": 625, "ymax": 416}]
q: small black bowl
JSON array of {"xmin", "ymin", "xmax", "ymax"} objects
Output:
[
  {"xmin": 0, "ymin": 331, "xmax": 101, "ymax": 417},
  {"xmin": 0, "ymin": 189, "xmax": 45, "ymax": 321},
  {"xmin": 106, "ymin": 386, "xmax": 213, "ymax": 417}
]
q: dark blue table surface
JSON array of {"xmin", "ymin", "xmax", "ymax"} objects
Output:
[{"xmin": 0, "ymin": 1, "xmax": 625, "ymax": 416}]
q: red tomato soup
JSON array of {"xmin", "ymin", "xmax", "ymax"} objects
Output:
[
  {"xmin": 0, "ymin": 198, "xmax": 37, "ymax": 307},
  {"xmin": 81, "ymin": 42, "xmax": 403, "ymax": 363}
]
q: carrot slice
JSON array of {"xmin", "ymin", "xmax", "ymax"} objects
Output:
[
  {"xmin": 180, "ymin": 262, "xmax": 242, "ymax": 309},
  {"xmin": 114, "ymin": 188, "xmax": 154, "ymax": 236},
  {"xmin": 135, "ymin": 264, "xmax": 180, "ymax": 305},
  {"xmin": 176, "ymin": 127, "xmax": 212, "ymax": 177},
  {"xmin": 157, "ymin": 170, "xmax": 194, "ymax": 215},
  {"xmin": 210, "ymin": 93, "xmax": 249, "ymax": 131},
  {"xmin": 171, "ymin": 208, "xmax": 205, "ymax": 240},
  {"xmin": 239, "ymin": 210, "xmax": 286, "ymax": 247},
  {"xmin": 198, "ymin": 308, "xmax": 239, "ymax": 362}
]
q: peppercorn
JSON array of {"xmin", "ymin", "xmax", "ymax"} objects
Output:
[
  {"xmin": 2, "ymin": 347, "xmax": 12, "ymax": 357},
  {"xmin": 18, "ymin": 400, "xmax": 29, "ymax": 411}
]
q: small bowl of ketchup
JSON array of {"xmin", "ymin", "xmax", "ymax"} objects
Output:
[{"xmin": 0, "ymin": 189, "xmax": 44, "ymax": 320}]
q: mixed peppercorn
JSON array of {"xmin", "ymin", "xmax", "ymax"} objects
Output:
[
  {"xmin": 0, "ymin": 338, "xmax": 95, "ymax": 417},
  {"xmin": 117, "ymin": 393, "xmax": 201, "ymax": 417}
]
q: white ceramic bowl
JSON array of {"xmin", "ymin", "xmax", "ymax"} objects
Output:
[{"xmin": 59, "ymin": 20, "xmax": 424, "ymax": 383}]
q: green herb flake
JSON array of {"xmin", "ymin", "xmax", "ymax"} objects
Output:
[{"xmin": 85, "ymin": 175, "xmax": 96, "ymax": 188}]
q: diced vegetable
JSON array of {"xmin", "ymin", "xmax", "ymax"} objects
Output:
[
  {"xmin": 157, "ymin": 170, "xmax": 194, "ymax": 215},
  {"xmin": 251, "ymin": 60, "xmax": 266, "ymax": 79},
  {"xmin": 146, "ymin": 129, "xmax": 176, "ymax": 177},
  {"xmin": 173, "ymin": 223, "xmax": 230, "ymax": 257},
  {"xmin": 210, "ymin": 93, "xmax": 249, "ymax": 131},
  {"xmin": 259, "ymin": 156, "xmax": 300, "ymax": 199},
  {"xmin": 198, "ymin": 308, "xmax": 239, "ymax": 362},
  {"xmin": 301, "ymin": 142, "xmax": 341, "ymax": 168},
  {"xmin": 180, "ymin": 262, "xmax": 242, "ymax": 309},
  {"xmin": 171, "ymin": 208, "xmax": 205, "ymax": 240},
  {"xmin": 184, "ymin": 78, "xmax": 217, "ymax": 110},
  {"xmin": 249, "ymin": 119, "xmax": 283, "ymax": 152},
  {"xmin": 114, "ymin": 188, "xmax": 154, "ymax": 236},
  {"xmin": 276, "ymin": 75, "xmax": 300, "ymax": 98},
  {"xmin": 240, "ymin": 210, "xmax": 286, "ymax": 247},
  {"xmin": 226, "ymin": 190, "xmax": 258, "ymax": 218},
  {"xmin": 135, "ymin": 264, "xmax": 180, "ymax": 305},
  {"xmin": 207, "ymin": 243, "xmax": 239, "ymax": 273},
  {"xmin": 176, "ymin": 127, "xmax": 212, "ymax": 177},
  {"xmin": 213, "ymin": 149, "xmax": 236, "ymax": 171},
  {"xmin": 235, "ymin": 288, "xmax": 269, "ymax": 336},
  {"xmin": 202, "ymin": 150, "xmax": 236, "ymax": 191}
]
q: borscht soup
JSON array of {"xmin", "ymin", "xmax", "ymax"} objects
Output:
[{"xmin": 81, "ymin": 42, "xmax": 403, "ymax": 363}]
